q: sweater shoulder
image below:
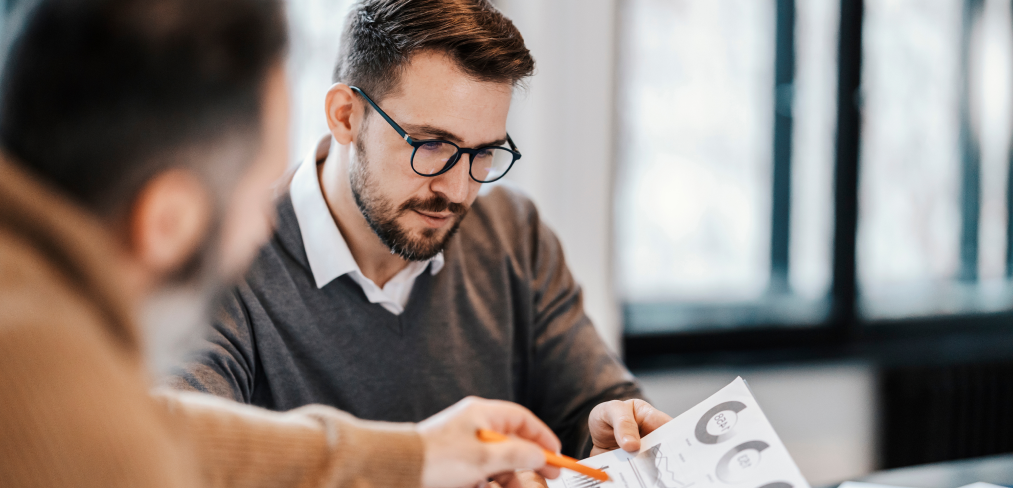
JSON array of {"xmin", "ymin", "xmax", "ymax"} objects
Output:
[
  {"xmin": 240, "ymin": 192, "xmax": 312, "ymax": 289},
  {"xmin": 0, "ymin": 231, "xmax": 200, "ymax": 487},
  {"xmin": 0, "ymin": 229, "xmax": 114, "ymax": 347},
  {"xmin": 466, "ymin": 183, "xmax": 541, "ymax": 240},
  {"xmin": 453, "ymin": 183, "xmax": 546, "ymax": 275},
  {"xmin": 474, "ymin": 183, "xmax": 538, "ymax": 217}
]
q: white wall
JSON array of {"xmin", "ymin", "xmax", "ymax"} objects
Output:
[
  {"xmin": 495, "ymin": 0, "xmax": 623, "ymax": 352},
  {"xmin": 637, "ymin": 363, "xmax": 878, "ymax": 485},
  {"xmin": 285, "ymin": 0, "xmax": 355, "ymax": 165}
]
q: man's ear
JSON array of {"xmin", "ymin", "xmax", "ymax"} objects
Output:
[
  {"xmin": 325, "ymin": 83, "xmax": 358, "ymax": 145},
  {"xmin": 128, "ymin": 169, "xmax": 212, "ymax": 276}
]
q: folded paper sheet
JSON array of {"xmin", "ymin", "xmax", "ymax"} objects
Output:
[{"xmin": 548, "ymin": 377, "xmax": 810, "ymax": 488}]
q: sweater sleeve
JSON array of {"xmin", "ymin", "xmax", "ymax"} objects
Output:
[
  {"xmin": 152, "ymin": 388, "xmax": 424, "ymax": 488},
  {"xmin": 165, "ymin": 288, "xmax": 257, "ymax": 402},
  {"xmin": 523, "ymin": 203, "xmax": 646, "ymax": 458}
]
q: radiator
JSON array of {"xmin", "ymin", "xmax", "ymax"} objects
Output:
[{"xmin": 879, "ymin": 361, "xmax": 1013, "ymax": 469}]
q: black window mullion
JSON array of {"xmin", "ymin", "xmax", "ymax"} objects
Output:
[
  {"xmin": 770, "ymin": 0, "xmax": 796, "ymax": 294},
  {"xmin": 831, "ymin": 0, "xmax": 863, "ymax": 335},
  {"xmin": 1007, "ymin": 123, "xmax": 1013, "ymax": 276},
  {"xmin": 1007, "ymin": 1, "xmax": 1013, "ymax": 279},
  {"xmin": 1009, "ymin": 1, "xmax": 1013, "ymax": 279},
  {"xmin": 959, "ymin": 0, "xmax": 984, "ymax": 283}
]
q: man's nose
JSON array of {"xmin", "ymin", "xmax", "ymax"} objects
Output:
[{"xmin": 430, "ymin": 153, "xmax": 472, "ymax": 203}]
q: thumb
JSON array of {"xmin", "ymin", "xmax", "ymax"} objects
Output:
[
  {"xmin": 606, "ymin": 400, "xmax": 643, "ymax": 451},
  {"xmin": 482, "ymin": 438, "xmax": 547, "ymax": 475}
]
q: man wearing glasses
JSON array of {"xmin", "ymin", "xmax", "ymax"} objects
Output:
[{"xmin": 170, "ymin": 0, "xmax": 673, "ymax": 482}]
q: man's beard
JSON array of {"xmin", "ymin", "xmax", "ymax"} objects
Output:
[
  {"xmin": 349, "ymin": 136, "xmax": 469, "ymax": 261},
  {"xmin": 138, "ymin": 141, "xmax": 254, "ymax": 381}
]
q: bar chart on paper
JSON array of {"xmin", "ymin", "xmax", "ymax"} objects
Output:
[{"xmin": 548, "ymin": 378, "xmax": 810, "ymax": 488}]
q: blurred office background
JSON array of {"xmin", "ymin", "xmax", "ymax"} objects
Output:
[
  {"xmin": 235, "ymin": 0, "xmax": 1013, "ymax": 483},
  {"xmin": 5, "ymin": 0, "xmax": 1012, "ymax": 484}
]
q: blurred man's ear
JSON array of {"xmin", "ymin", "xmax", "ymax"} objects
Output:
[
  {"xmin": 128, "ymin": 169, "xmax": 212, "ymax": 277},
  {"xmin": 325, "ymin": 83, "xmax": 359, "ymax": 145}
]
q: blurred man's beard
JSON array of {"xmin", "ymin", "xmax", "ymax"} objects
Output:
[
  {"xmin": 350, "ymin": 136, "xmax": 469, "ymax": 261},
  {"xmin": 137, "ymin": 140, "xmax": 254, "ymax": 380},
  {"xmin": 140, "ymin": 227, "xmax": 228, "ymax": 380}
]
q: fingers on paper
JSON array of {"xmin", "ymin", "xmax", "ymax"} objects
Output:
[
  {"xmin": 594, "ymin": 399, "xmax": 674, "ymax": 452},
  {"xmin": 632, "ymin": 399, "xmax": 673, "ymax": 436}
]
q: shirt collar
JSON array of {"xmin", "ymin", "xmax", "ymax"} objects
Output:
[{"xmin": 289, "ymin": 136, "xmax": 444, "ymax": 289}]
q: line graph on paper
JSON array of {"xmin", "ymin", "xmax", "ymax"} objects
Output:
[
  {"xmin": 559, "ymin": 441, "xmax": 704, "ymax": 488},
  {"xmin": 629, "ymin": 444, "xmax": 699, "ymax": 488}
]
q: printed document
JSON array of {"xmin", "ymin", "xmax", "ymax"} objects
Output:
[{"xmin": 548, "ymin": 377, "xmax": 810, "ymax": 488}]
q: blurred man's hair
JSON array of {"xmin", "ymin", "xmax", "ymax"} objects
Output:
[
  {"xmin": 333, "ymin": 0, "xmax": 534, "ymax": 103},
  {"xmin": 0, "ymin": 0, "xmax": 288, "ymax": 217}
]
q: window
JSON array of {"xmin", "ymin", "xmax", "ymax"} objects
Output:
[
  {"xmin": 285, "ymin": 0, "xmax": 354, "ymax": 165},
  {"xmin": 618, "ymin": 0, "xmax": 1013, "ymax": 358},
  {"xmin": 859, "ymin": 0, "xmax": 1013, "ymax": 319},
  {"xmin": 617, "ymin": 0, "xmax": 838, "ymax": 333}
]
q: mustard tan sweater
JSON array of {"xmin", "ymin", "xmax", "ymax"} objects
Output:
[{"xmin": 0, "ymin": 155, "xmax": 423, "ymax": 488}]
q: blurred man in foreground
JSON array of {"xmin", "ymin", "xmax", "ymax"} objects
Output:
[
  {"xmin": 0, "ymin": 0, "xmax": 562, "ymax": 486},
  {"xmin": 170, "ymin": 1, "xmax": 674, "ymax": 485}
]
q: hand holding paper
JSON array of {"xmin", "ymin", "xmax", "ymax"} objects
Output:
[
  {"xmin": 589, "ymin": 399, "xmax": 674, "ymax": 456},
  {"xmin": 548, "ymin": 378, "xmax": 810, "ymax": 488}
]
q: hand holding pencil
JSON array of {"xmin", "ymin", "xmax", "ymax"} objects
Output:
[
  {"xmin": 417, "ymin": 397, "xmax": 562, "ymax": 488},
  {"xmin": 478, "ymin": 429, "xmax": 610, "ymax": 482}
]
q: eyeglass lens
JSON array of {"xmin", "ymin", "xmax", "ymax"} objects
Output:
[{"xmin": 412, "ymin": 141, "xmax": 516, "ymax": 182}]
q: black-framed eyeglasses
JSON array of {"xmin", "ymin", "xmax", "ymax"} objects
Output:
[{"xmin": 349, "ymin": 86, "xmax": 521, "ymax": 183}]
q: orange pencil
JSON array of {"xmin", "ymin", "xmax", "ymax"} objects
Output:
[{"xmin": 477, "ymin": 428, "xmax": 610, "ymax": 482}]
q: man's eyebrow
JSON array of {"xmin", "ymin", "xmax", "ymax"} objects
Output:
[{"xmin": 402, "ymin": 123, "xmax": 508, "ymax": 148}]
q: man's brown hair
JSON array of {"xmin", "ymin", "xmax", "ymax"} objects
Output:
[{"xmin": 333, "ymin": 0, "xmax": 535, "ymax": 102}]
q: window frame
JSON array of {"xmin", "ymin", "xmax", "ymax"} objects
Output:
[{"xmin": 620, "ymin": 0, "xmax": 1013, "ymax": 370}]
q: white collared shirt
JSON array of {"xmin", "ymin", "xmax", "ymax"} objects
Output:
[{"xmin": 289, "ymin": 137, "xmax": 444, "ymax": 315}]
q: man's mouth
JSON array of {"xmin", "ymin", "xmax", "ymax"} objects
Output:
[{"xmin": 412, "ymin": 209, "xmax": 454, "ymax": 228}]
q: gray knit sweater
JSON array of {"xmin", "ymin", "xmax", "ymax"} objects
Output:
[{"xmin": 168, "ymin": 185, "xmax": 643, "ymax": 457}]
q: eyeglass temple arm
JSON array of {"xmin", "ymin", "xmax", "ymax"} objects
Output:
[
  {"xmin": 506, "ymin": 134, "xmax": 520, "ymax": 156},
  {"xmin": 352, "ymin": 85, "xmax": 522, "ymax": 159},
  {"xmin": 349, "ymin": 86, "xmax": 415, "ymax": 145}
]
